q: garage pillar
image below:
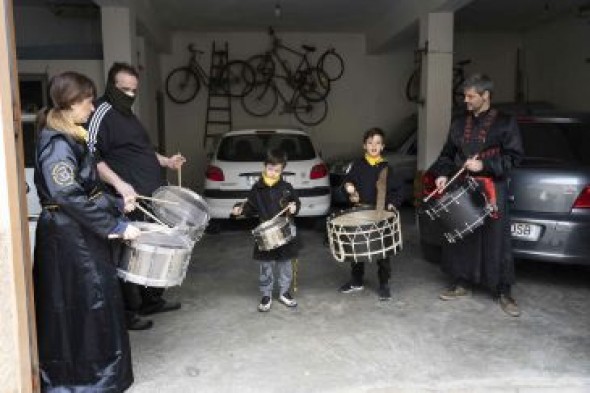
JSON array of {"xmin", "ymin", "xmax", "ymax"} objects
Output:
[
  {"xmin": 417, "ymin": 12, "xmax": 454, "ymax": 171},
  {"xmin": 99, "ymin": 5, "xmax": 141, "ymax": 116}
]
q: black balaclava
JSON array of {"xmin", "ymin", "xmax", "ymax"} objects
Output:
[{"xmin": 105, "ymin": 81, "xmax": 136, "ymax": 116}]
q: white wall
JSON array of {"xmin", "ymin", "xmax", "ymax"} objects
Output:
[
  {"xmin": 454, "ymin": 32, "xmax": 522, "ymax": 103},
  {"xmin": 524, "ymin": 16, "xmax": 590, "ymax": 111},
  {"xmin": 161, "ymin": 31, "xmax": 416, "ymax": 191},
  {"xmin": 137, "ymin": 36, "xmax": 162, "ymax": 145}
]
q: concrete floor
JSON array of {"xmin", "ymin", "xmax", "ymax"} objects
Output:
[{"xmin": 127, "ymin": 208, "xmax": 590, "ymax": 393}]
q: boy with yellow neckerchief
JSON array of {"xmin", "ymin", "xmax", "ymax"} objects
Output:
[
  {"xmin": 231, "ymin": 148, "xmax": 301, "ymax": 312},
  {"xmin": 339, "ymin": 127, "xmax": 403, "ymax": 300}
]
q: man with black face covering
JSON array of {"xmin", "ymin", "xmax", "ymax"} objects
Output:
[{"xmin": 87, "ymin": 62, "xmax": 186, "ymax": 330}]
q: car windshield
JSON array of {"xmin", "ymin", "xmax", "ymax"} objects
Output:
[
  {"xmin": 217, "ymin": 133, "xmax": 316, "ymax": 162},
  {"xmin": 520, "ymin": 121, "xmax": 590, "ymax": 166}
]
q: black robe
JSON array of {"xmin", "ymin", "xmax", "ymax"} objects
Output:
[
  {"xmin": 430, "ymin": 109, "xmax": 523, "ymax": 291},
  {"xmin": 33, "ymin": 128, "xmax": 133, "ymax": 392}
]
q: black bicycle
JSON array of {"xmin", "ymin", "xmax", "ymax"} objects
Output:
[
  {"xmin": 241, "ymin": 79, "xmax": 328, "ymax": 126},
  {"xmin": 165, "ymin": 44, "xmax": 255, "ymax": 104},
  {"xmin": 247, "ymin": 28, "xmax": 332, "ymax": 102}
]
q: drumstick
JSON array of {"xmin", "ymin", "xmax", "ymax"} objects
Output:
[
  {"xmin": 177, "ymin": 151, "xmax": 182, "ymax": 187},
  {"xmin": 136, "ymin": 195, "xmax": 179, "ymax": 205},
  {"xmin": 270, "ymin": 204, "xmax": 291, "ymax": 221},
  {"xmin": 139, "ymin": 227, "xmax": 170, "ymax": 235},
  {"xmin": 135, "ymin": 203, "xmax": 170, "ymax": 227},
  {"xmin": 423, "ymin": 154, "xmax": 479, "ymax": 202}
]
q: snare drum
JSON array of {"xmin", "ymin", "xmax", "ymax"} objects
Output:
[
  {"xmin": 327, "ymin": 206, "xmax": 403, "ymax": 263},
  {"xmin": 252, "ymin": 216, "xmax": 296, "ymax": 251},
  {"xmin": 420, "ymin": 177, "xmax": 494, "ymax": 243},
  {"xmin": 151, "ymin": 186, "xmax": 210, "ymax": 242},
  {"xmin": 117, "ymin": 222, "xmax": 193, "ymax": 287}
]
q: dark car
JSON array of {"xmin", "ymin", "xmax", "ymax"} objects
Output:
[
  {"xmin": 417, "ymin": 113, "xmax": 590, "ymax": 266},
  {"xmin": 328, "ymin": 114, "xmax": 418, "ymax": 206}
]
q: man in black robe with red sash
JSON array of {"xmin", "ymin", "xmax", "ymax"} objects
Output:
[{"xmin": 430, "ymin": 74, "xmax": 524, "ymax": 317}]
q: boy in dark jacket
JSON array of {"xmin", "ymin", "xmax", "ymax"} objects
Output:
[
  {"xmin": 232, "ymin": 149, "xmax": 301, "ymax": 312},
  {"xmin": 339, "ymin": 127, "xmax": 403, "ymax": 300}
]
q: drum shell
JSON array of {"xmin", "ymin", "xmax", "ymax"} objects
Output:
[
  {"xmin": 420, "ymin": 178, "xmax": 491, "ymax": 242},
  {"xmin": 117, "ymin": 222, "xmax": 194, "ymax": 287},
  {"xmin": 151, "ymin": 186, "xmax": 210, "ymax": 242},
  {"xmin": 252, "ymin": 216, "xmax": 296, "ymax": 251},
  {"xmin": 327, "ymin": 207, "xmax": 402, "ymax": 263}
]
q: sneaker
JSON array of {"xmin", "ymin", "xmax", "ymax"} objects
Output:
[
  {"xmin": 439, "ymin": 285, "xmax": 470, "ymax": 301},
  {"xmin": 258, "ymin": 296, "xmax": 272, "ymax": 312},
  {"xmin": 378, "ymin": 285, "xmax": 392, "ymax": 301},
  {"xmin": 279, "ymin": 292, "xmax": 297, "ymax": 307},
  {"xmin": 339, "ymin": 282, "xmax": 364, "ymax": 294},
  {"xmin": 498, "ymin": 294, "xmax": 521, "ymax": 317}
]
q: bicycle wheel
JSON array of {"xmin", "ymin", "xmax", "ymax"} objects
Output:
[
  {"xmin": 247, "ymin": 54, "xmax": 275, "ymax": 84},
  {"xmin": 298, "ymin": 67, "xmax": 330, "ymax": 102},
  {"xmin": 294, "ymin": 92, "xmax": 328, "ymax": 126},
  {"xmin": 317, "ymin": 49, "xmax": 344, "ymax": 82},
  {"xmin": 221, "ymin": 60, "xmax": 256, "ymax": 97},
  {"xmin": 405, "ymin": 68, "xmax": 420, "ymax": 103},
  {"xmin": 165, "ymin": 67, "xmax": 201, "ymax": 104},
  {"xmin": 241, "ymin": 81, "xmax": 278, "ymax": 117}
]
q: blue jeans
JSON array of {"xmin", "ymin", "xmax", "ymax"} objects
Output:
[{"xmin": 259, "ymin": 259, "xmax": 292, "ymax": 297}]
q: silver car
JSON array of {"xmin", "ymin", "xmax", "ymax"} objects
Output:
[{"xmin": 418, "ymin": 113, "xmax": 590, "ymax": 266}]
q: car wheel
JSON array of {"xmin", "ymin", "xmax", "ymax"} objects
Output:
[{"xmin": 420, "ymin": 241, "xmax": 441, "ymax": 264}]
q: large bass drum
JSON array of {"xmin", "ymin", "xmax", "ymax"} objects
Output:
[
  {"xmin": 419, "ymin": 177, "xmax": 494, "ymax": 243},
  {"xmin": 327, "ymin": 206, "xmax": 403, "ymax": 263},
  {"xmin": 117, "ymin": 222, "xmax": 193, "ymax": 287}
]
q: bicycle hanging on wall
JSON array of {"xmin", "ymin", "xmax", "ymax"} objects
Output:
[{"xmin": 165, "ymin": 44, "xmax": 255, "ymax": 104}]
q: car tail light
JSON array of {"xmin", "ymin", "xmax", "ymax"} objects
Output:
[
  {"xmin": 206, "ymin": 165, "xmax": 224, "ymax": 181},
  {"xmin": 572, "ymin": 185, "xmax": 590, "ymax": 208},
  {"xmin": 310, "ymin": 163, "xmax": 328, "ymax": 179}
]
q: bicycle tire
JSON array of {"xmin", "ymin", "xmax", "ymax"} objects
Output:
[
  {"xmin": 294, "ymin": 92, "xmax": 328, "ymax": 126},
  {"xmin": 405, "ymin": 68, "xmax": 420, "ymax": 103},
  {"xmin": 241, "ymin": 81, "xmax": 278, "ymax": 117},
  {"xmin": 317, "ymin": 49, "xmax": 344, "ymax": 82},
  {"xmin": 165, "ymin": 67, "xmax": 201, "ymax": 104},
  {"xmin": 247, "ymin": 54, "xmax": 275, "ymax": 84},
  {"xmin": 298, "ymin": 67, "xmax": 330, "ymax": 102},
  {"xmin": 221, "ymin": 60, "xmax": 256, "ymax": 98}
]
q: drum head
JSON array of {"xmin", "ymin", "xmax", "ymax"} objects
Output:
[
  {"xmin": 151, "ymin": 186, "xmax": 210, "ymax": 230},
  {"xmin": 131, "ymin": 222, "xmax": 189, "ymax": 249},
  {"xmin": 330, "ymin": 208, "xmax": 395, "ymax": 226}
]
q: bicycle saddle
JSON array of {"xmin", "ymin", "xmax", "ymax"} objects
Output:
[{"xmin": 302, "ymin": 44, "xmax": 316, "ymax": 52}]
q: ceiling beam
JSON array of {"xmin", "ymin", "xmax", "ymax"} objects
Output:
[
  {"xmin": 94, "ymin": 0, "xmax": 171, "ymax": 53},
  {"xmin": 365, "ymin": 0, "xmax": 473, "ymax": 54}
]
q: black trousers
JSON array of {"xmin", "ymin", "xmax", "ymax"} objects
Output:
[
  {"xmin": 350, "ymin": 258, "xmax": 391, "ymax": 286},
  {"xmin": 120, "ymin": 209, "xmax": 166, "ymax": 322}
]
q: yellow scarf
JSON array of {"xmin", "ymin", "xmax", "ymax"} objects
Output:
[
  {"xmin": 261, "ymin": 171, "xmax": 280, "ymax": 187},
  {"xmin": 365, "ymin": 153, "xmax": 384, "ymax": 166},
  {"xmin": 47, "ymin": 109, "xmax": 89, "ymax": 142}
]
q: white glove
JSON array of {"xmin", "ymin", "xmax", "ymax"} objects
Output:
[
  {"xmin": 122, "ymin": 224, "xmax": 141, "ymax": 240},
  {"xmin": 345, "ymin": 183, "xmax": 356, "ymax": 194},
  {"xmin": 287, "ymin": 202, "xmax": 297, "ymax": 215}
]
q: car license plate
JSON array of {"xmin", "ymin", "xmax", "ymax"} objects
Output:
[{"xmin": 511, "ymin": 223, "xmax": 541, "ymax": 241}]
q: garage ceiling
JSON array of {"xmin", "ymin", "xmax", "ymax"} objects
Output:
[
  {"xmin": 14, "ymin": 0, "xmax": 590, "ymax": 33},
  {"xmin": 148, "ymin": 0, "xmax": 590, "ymax": 33}
]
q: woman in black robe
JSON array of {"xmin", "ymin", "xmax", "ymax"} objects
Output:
[{"xmin": 33, "ymin": 72, "xmax": 140, "ymax": 392}]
